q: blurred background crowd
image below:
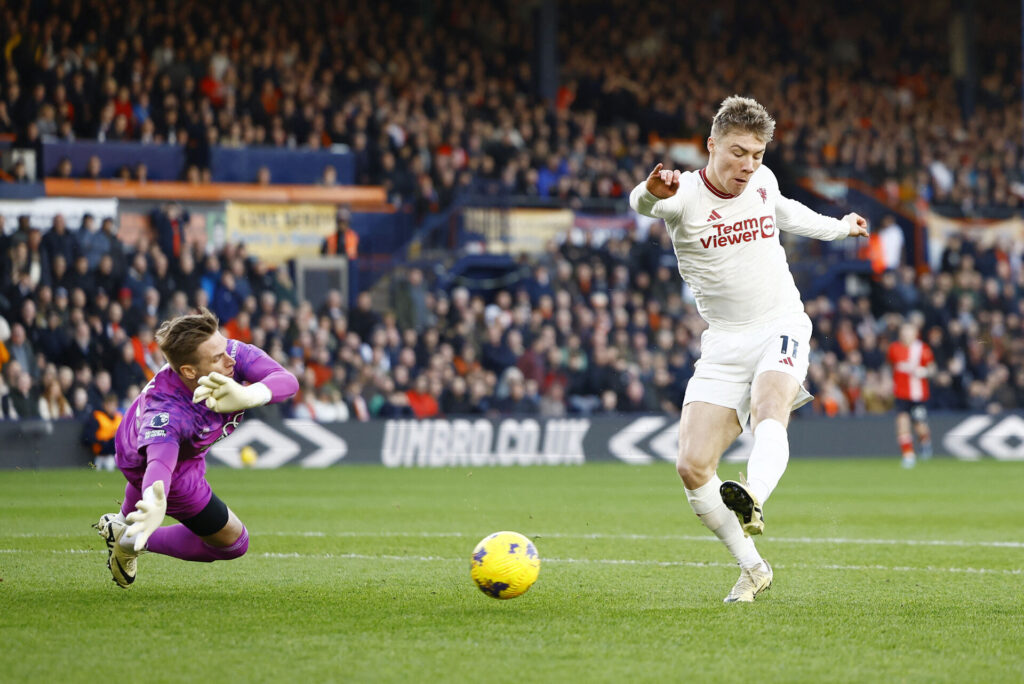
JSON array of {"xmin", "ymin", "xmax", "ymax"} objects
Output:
[
  {"xmin": 1, "ymin": 0, "xmax": 1020, "ymax": 215},
  {"xmin": 2, "ymin": 213, "xmax": 1020, "ymax": 423},
  {"xmin": 0, "ymin": 0, "xmax": 1022, "ymax": 425}
]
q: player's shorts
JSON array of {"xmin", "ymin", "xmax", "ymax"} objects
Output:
[
  {"xmin": 120, "ymin": 459, "xmax": 213, "ymax": 521},
  {"xmin": 894, "ymin": 399, "xmax": 928, "ymax": 422},
  {"xmin": 684, "ymin": 311, "xmax": 814, "ymax": 428}
]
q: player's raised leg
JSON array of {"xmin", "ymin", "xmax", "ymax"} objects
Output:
[
  {"xmin": 721, "ymin": 371, "xmax": 801, "ymax": 537},
  {"xmin": 677, "ymin": 401, "xmax": 771, "ymax": 602}
]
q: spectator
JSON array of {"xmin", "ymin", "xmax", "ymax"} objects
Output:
[
  {"xmin": 7, "ymin": 323, "xmax": 35, "ymax": 379},
  {"xmin": 75, "ymin": 214, "xmax": 107, "ymax": 269},
  {"xmin": 8, "ymin": 158, "xmax": 31, "ymax": 183},
  {"xmin": 405, "ymin": 373, "xmax": 440, "ymax": 419},
  {"xmin": 539, "ymin": 381, "xmax": 567, "ymax": 417},
  {"xmin": 65, "ymin": 321, "xmax": 102, "ymax": 374},
  {"xmin": 494, "ymin": 368, "xmax": 537, "ymax": 415},
  {"xmin": 41, "ymin": 214, "xmax": 80, "ymax": 270},
  {"xmin": 321, "ymin": 207, "xmax": 359, "ymax": 259},
  {"xmin": 81, "ymin": 392, "xmax": 122, "ymax": 471},
  {"xmin": 8, "ymin": 370, "xmax": 40, "ymax": 418},
  {"xmin": 38, "ymin": 375, "xmax": 73, "ymax": 419},
  {"xmin": 348, "ymin": 291, "xmax": 379, "ymax": 344},
  {"xmin": 392, "ymin": 267, "xmax": 427, "ymax": 333},
  {"xmin": 877, "ymin": 216, "xmax": 906, "ymax": 270},
  {"xmin": 320, "ymin": 165, "xmax": 338, "ymax": 187},
  {"xmin": 82, "ymin": 155, "xmax": 103, "ymax": 180}
]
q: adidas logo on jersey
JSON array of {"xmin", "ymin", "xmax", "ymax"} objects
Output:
[
  {"xmin": 779, "ymin": 357, "xmax": 794, "ymax": 366},
  {"xmin": 707, "ymin": 209, "xmax": 722, "ymax": 223}
]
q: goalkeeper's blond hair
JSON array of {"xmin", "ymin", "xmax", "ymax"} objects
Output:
[
  {"xmin": 710, "ymin": 95, "xmax": 776, "ymax": 143},
  {"xmin": 156, "ymin": 307, "xmax": 220, "ymax": 372}
]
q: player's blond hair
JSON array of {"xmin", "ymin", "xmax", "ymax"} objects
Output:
[
  {"xmin": 156, "ymin": 307, "xmax": 220, "ymax": 372},
  {"xmin": 710, "ymin": 95, "xmax": 776, "ymax": 143}
]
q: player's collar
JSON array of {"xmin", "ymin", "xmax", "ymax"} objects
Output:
[
  {"xmin": 700, "ymin": 168, "xmax": 735, "ymax": 199},
  {"xmin": 165, "ymin": 365, "xmax": 196, "ymax": 399}
]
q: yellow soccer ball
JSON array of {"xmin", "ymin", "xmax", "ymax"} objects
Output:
[
  {"xmin": 470, "ymin": 531, "xmax": 540, "ymax": 599},
  {"xmin": 239, "ymin": 445, "xmax": 259, "ymax": 467}
]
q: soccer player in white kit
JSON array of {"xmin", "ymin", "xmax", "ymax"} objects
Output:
[{"xmin": 630, "ymin": 96, "xmax": 869, "ymax": 603}]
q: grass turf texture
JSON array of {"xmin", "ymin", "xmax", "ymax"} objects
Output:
[{"xmin": 2, "ymin": 459, "xmax": 1023, "ymax": 683}]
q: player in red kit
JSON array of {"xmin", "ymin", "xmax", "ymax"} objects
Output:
[{"xmin": 888, "ymin": 322, "xmax": 934, "ymax": 468}]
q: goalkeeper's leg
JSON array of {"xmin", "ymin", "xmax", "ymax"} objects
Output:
[{"xmin": 141, "ymin": 493, "xmax": 249, "ymax": 562}]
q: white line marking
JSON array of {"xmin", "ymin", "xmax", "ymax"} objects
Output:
[
  {"xmin": 262, "ymin": 553, "xmax": 1024, "ymax": 576},
  {"xmin": 3, "ymin": 548, "xmax": 1021, "ymax": 576},
  {"xmin": 254, "ymin": 530, "xmax": 1024, "ymax": 549},
  {"xmin": 5, "ymin": 530, "xmax": 1024, "ymax": 549}
]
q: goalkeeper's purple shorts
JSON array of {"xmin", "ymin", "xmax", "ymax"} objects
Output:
[{"xmin": 118, "ymin": 459, "xmax": 213, "ymax": 521}]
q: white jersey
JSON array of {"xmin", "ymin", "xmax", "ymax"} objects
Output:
[{"xmin": 630, "ymin": 164, "xmax": 849, "ymax": 331}]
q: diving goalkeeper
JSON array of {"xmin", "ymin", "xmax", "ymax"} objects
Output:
[{"xmin": 94, "ymin": 307, "xmax": 299, "ymax": 587}]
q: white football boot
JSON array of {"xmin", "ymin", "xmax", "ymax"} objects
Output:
[
  {"xmin": 94, "ymin": 512, "xmax": 142, "ymax": 588},
  {"xmin": 723, "ymin": 560, "xmax": 773, "ymax": 604}
]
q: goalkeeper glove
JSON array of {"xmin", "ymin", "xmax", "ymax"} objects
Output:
[
  {"xmin": 193, "ymin": 372, "xmax": 272, "ymax": 413},
  {"xmin": 125, "ymin": 480, "xmax": 167, "ymax": 552}
]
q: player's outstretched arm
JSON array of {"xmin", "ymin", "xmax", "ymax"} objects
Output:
[
  {"xmin": 193, "ymin": 345, "xmax": 299, "ymax": 413},
  {"xmin": 777, "ymin": 196, "xmax": 870, "ymax": 241},
  {"xmin": 125, "ymin": 441, "xmax": 178, "ymax": 551},
  {"xmin": 629, "ymin": 163, "xmax": 684, "ymax": 219},
  {"xmin": 193, "ymin": 372, "xmax": 274, "ymax": 413},
  {"xmin": 126, "ymin": 481, "xmax": 166, "ymax": 552}
]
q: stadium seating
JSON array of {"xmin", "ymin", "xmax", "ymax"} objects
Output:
[{"xmin": 0, "ymin": 0, "xmax": 1021, "ymax": 420}]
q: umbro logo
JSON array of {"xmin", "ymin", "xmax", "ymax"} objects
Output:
[
  {"xmin": 779, "ymin": 357, "xmax": 794, "ymax": 366},
  {"xmin": 707, "ymin": 209, "xmax": 722, "ymax": 223}
]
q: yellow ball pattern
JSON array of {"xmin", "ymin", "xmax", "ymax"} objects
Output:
[{"xmin": 470, "ymin": 531, "xmax": 540, "ymax": 600}]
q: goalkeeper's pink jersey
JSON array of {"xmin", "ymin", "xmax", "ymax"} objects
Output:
[{"xmin": 115, "ymin": 339, "xmax": 287, "ymax": 484}]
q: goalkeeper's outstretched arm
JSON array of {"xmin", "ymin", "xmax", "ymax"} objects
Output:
[{"xmin": 193, "ymin": 346, "xmax": 299, "ymax": 414}]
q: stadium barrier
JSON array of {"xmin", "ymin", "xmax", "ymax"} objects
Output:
[
  {"xmin": 42, "ymin": 179, "xmax": 387, "ymax": 208},
  {"xmin": 43, "ymin": 141, "xmax": 357, "ymax": 185},
  {"xmin": 2, "ymin": 413, "xmax": 1023, "ymax": 470}
]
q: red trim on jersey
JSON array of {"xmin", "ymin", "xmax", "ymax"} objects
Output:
[{"xmin": 700, "ymin": 168, "xmax": 735, "ymax": 199}]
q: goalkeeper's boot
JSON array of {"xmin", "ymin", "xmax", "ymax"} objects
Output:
[
  {"xmin": 93, "ymin": 512, "xmax": 140, "ymax": 588},
  {"xmin": 723, "ymin": 560, "xmax": 773, "ymax": 604},
  {"xmin": 720, "ymin": 474, "xmax": 765, "ymax": 536}
]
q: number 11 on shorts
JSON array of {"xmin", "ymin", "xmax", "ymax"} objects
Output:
[{"xmin": 780, "ymin": 335, "xmax": 799, "ymax": 358}]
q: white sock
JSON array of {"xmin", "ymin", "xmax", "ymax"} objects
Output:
[
  {"xmin": 684, "ymin": 475, "xmax": 762, "ymax": 570},
  {"xmin": 747, "ymin": 419, "xmax": 790, "ymax": 504}
]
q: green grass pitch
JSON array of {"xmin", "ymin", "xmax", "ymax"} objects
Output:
[{"xmin": 2, "ymin": 459, "xmax": 1023, "ymax": 683}]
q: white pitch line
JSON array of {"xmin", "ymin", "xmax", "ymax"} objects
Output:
[
  {"xmin": 249, "ymin": 553, "xmax": 1024, "ymax": 576},
  {"xmin": 4, "ymin": 529, "xmax": 1024, "ymax": 549},
  {"xmin": 3, "ymin": 548, "xmax": 1021, "ymax": 576},
  {"xmin": 253, "ymin": 530, "xmax": 1024, "ymax": 549}
]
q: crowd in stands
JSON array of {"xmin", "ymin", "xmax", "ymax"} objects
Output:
[
  {"xmin": 0, "ymin": 0, "xmax": 1020, "ymax": 217},
  {"xmin": 0, "ymin": 0, "xmax": 1022, "ymax": 429},
  {"xmin": 1, "ymin": 203, "xmax": 1022, "ymax": 427}
]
